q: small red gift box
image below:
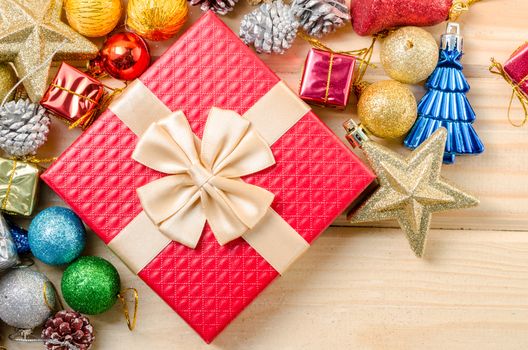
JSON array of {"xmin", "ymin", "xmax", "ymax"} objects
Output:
[
  {"xmin": 503, "ymin": 42, "xmax": 528, "ymax": 97},
  {"xmin": 299, "ymin": 48, "xmax": 357, "ymax": 109},
  {"xmin": 40, "ymin": 63, "xmax": 105, "ymax": 129},
  {"xmin": 42, "ymin": 12, "xmax": 375, "ymax": 343}
]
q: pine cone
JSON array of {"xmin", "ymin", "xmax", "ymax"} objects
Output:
[
  {"xmin": 42, "ymin": 311, "xmax": 95, "ymax": 350},
  {"xmin": 240, "ymin": 0, "xmax": 300, "ymax": 54},
  {"xmin": 291, "ymin": 0, "xmax": 350, "ymax": 38},
  {"xmin": 188, "ymin": 0, "xmax": 238, "ymax": 15},
  {"xmin": 0, "ymin": 99, "xmax": 50, "ymax": 157}
]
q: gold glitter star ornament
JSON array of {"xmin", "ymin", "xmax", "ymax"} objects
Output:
[
  {"xmin": 0, "ymin": 0, "xmax": 99, "ymax": 101},
  {"xmin": 343, "ymin": 120, "xmax": 479, "ymax": 257}
]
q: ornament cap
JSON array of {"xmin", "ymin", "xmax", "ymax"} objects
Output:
[
  {"xmin": 441, "ymin": 22, "xmax": 463, "ymax": 52},
  {"xmin": 342, "ymin": 119, "xmax": 369, "ymax": 148}
]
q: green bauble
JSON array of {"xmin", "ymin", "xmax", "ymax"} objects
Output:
[
  {"xmin": 0, "ymin": 63, "xmax": 17, "ymax": 102},
  {"xmin": 61, "ymin": 256, "xmax": 121, "ymax": 315}
]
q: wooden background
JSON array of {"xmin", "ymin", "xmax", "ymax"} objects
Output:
[{"xmin": 3, "ymin": 0, "xmax": 528, "ymax": 349}]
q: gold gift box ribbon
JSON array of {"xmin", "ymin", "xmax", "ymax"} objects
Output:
[{"xmin": 0, "ymin": 158, "xmax": 40, "ymax": 216}]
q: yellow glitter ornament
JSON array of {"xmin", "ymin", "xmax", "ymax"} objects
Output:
[
  {"xmin": 64, "ymin": 0, "xmax": 123, "ymax": 38},
  {"xmin": 126, "ymin": 0, "xmax": 189, "ymax": 41},
  {"xmin": 0, "ymin": 64, "xmax": 18, "ymax": 103},
  {"xmin": 380, "ymin": 27, "xmax": 439, "ymax": 84},
  {"xmin": 343, "ymin": 121, "xmax": 479, "ymax": 257},
  {"xmin": 358, "ymin": 80, "xmax": 417, "ymax": 139}
]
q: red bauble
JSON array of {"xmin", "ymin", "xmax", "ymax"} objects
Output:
[
  {"xmin": 351, "ymin": 0, "xmax": 452, "ymax": 36},
  {"xmin": 100, "ymin": 32, "xmax": 151, "ymax": 81}
]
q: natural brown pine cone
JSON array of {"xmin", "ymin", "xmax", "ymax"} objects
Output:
[{"xmin": 41, "ymin": 310, "xmax": 95, "ymax": 350}]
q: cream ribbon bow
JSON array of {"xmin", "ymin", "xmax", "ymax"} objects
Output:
[{"xmin": 132, "ymin": 108, "xmax": 276, "ymax": 249}]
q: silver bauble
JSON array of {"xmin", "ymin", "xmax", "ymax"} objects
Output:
[
  {"xmin": 0, "ymin": 268, "xmax": 57, "ymax": 329},
  {"xmin": 0, "ymin": 213, "xmax": 18, "ymax": 271}
]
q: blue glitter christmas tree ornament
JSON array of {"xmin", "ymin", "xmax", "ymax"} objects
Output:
[{"xmin": 404, "ymin": 22, "xmax": 484, "ymax": 164}]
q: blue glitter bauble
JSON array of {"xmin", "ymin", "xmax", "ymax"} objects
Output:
[
  {"xmin": 28, "ymin": 207, "xmax": 86, "ymax": 266},
  {"xmin": 7, "ymin": 220, "xmax": 30, "ymax": 255}
]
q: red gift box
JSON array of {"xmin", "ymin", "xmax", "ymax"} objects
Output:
[
  {"xmin": 299, "ymin": 48, "xmax": 357, "ymax": 109},
  {"xmin": 40, "ymin": 63, "xmax": 105, "ymax": 129},
  {"xmin": 42, "ymin": 12, "xmax": 375, "ymax": 343},
  {"xmin": 504, "ymin": 42, "xmax": 528, "ymax": 97}
]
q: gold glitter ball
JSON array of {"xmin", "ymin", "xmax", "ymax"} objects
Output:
[
  {"xmin": 65, "ymin": 0, "xmax": 123, "ymax": 38},
  {"xmin": 0, "ymin": 0, "xmax": 99, "ymax": 102},
  {"xmin": 358, "ymin": 80, "xmax": 417, "ymax": 139},
  {"xmin": 380, "ymin": 26, "xmax": 439, "ymax": 84},
  {"xmin": 0, "ymin": 63, "xmax": 18, "ymax": 103},
  {"xmin": 349, "ymin": 128, "xmax": 479, "ymax": 257}
]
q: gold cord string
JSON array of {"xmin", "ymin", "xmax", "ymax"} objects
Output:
[
  {"xmin": 118, "ymin": 288, "xmax": 139, "ymax": 331},
  {"xmin": 489, "ymin": 58, "xmax": 528, "ymax": 127},
  {"xmin": 353, "ymin": 37, "xmax": 377, "ymax": 96},
  {"xmin": 323, "ymin": 52, "xmax": 335, "ymax": 104},
  {"xmin": 449, "ymin": 0, "xmax": 482, "ymax": 21}
]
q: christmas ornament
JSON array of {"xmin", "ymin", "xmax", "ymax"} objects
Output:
[
  {"xmin": 489, "ymin": 43, "xmax": 528, "ymax": 127},
  {"xmin": 380, "ymin": 27, "xmax": 439, "ymax": 84},
  {"xmin": 40, "ymin": 63, "xmax": 106, "ymax": 130},
  {"xmin": 343, "ymin": 121, "xmax": 479, "ymax": 257},
  {"xmin": 127, "ymin": 0, "xmax": 189, "ymax": 41},
  {"xmin": 405, "ymin": 23, "xmax": 484, "ymax": 164},
  {"xmin": 291, "ymin": 0, "xmax": 350, "ymax": 38},
  {"xmin": 100, "ymin": 32, "xmax": 151, "ymax": 81},
  {"xmin": 240, "ymin": 0, "xmax": 300, "ymax": 54},
  {"xmin": 0, "ymin": 268, "xmax": 57, "ymax": 329},
  {"xmin": 0, "ymin": 157, "xmax": 40, "ymax": 216},
  {"xmin": 64, "ymin": 0, "xmax": 122, "ymax": 38},
  {"xmin": 299, "ymin": 47, "xmax": 357, "ymax": 108},
  {"xmin": 42, "ymin": 310, "xmax": 95, "ymax": 350},
  {"xmin": 62, "ymin": 256, "xmax": 121, "ymax": 315},
  {"xmin": 0, "ymin": 213, "xmax": 18, "ymax": 271},
  {"xmin": 0, "ymin": 99, "xmax": 51, "ymax": 157},
  {"xmin": 351, "ymin": 0, "xmax": 452, "ymax": 36},
  {"xmin": 0, "ymin": 0, "xmax": 99, "ymax": 102},
  {"xmin": 28, "ymin": 207, "xmax": 86, "ymax": 266},
  {"xmin": 358, "ymin": 80, "xmax": 417, "ymax": 139},
  {"xmin": 189, "ymin": 0, "xmax": 237, "ymax": 15},
  {"xmin": 7, "ymin": 220, "xmax": 30, "ymax": 255},
  {"xmin": 0, "ymin": 63, "xmax": 18, "ymax": 103}
]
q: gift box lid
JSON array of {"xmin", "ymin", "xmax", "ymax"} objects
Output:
[{"xmin": 42, "ymin": 12, "xmax": 375, "ymax": 343}]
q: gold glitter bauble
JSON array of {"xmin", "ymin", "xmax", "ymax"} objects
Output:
[
  {"xmin": 65, "ymin": 0, "xmax": 123, "ymax": 38},
  {"xmin": 0, "ymin": 63, "xmax": 18, "ymax": 103},
  {"xmin": 380, "ymin": 26, "xmax": 439, "ymax": 84},
  {"xmin": 0, "ymin": 0, "xmax": 99, "ymax": 102},
  {"xmin": 358, "ymin": 80, "xmax": 417, "ymax": 139},
  {"xmin": 350, "ymin": 128, "xmax": 479, "ymax": 257},
  {"xmin": 126, "ymin": 0, "xmax": 189, "ymax": 41}
]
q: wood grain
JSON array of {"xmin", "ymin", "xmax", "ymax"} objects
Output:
[{"xmin": 3, "ymin": 0, "xmax": 528, "ymax": 349}]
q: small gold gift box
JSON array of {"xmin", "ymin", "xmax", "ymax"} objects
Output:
[{"xmin": 0, "ymin": 157, "xmax": 40, "ymax": 216}]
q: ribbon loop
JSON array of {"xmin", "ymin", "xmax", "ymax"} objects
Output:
[{"xmin": 133, "ymin": 108, "xmax": 276, "ymax": 248}]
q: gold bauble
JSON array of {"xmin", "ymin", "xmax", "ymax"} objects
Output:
[
  {"xmin": 380, "ymin": 26, "xmax": 439, "ymax": 84},
  {"xmin": 65, "ymin": 0, "xmax": 123, "ymax": 38},
  {"xmin": 358, "ymin": 80, "xmax": 417, "ymax": 139},
  {"xmin": 0, "ymin": 63, "xmax": 17, "ymax": 103},
  {"xmin": 127, "ymin": 0, "xmax": 189, "ymax": 41}
]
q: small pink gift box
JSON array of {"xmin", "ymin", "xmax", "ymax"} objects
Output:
[
  {"xmin": 299, "ymin": 48, "xmax": 357, "ymax": 109},
  {"xmin": 503, "ymin": 42, "xmax": 528, "ymax": 97}
]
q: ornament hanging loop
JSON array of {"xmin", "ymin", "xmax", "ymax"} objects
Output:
[
  {"xmin": 342, "ymin": 119, "xmax": 369, "ymax": 148},
  {"xmin": 118, "ymin": 288, "xmax": 139, "ymax": 331},
  {"xmin": 449, "ymin": 0, "xmax": 482, "ymax": 21},
  {"xmin": 489, "ymin": 58, "xmax": 528, "ymax": 127}
]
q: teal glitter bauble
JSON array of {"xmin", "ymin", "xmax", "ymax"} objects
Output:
[
  {"xmin": 61, "ymin": 256, "xmax": 121, "ymax": 315},
  {"xmin": 28, "ymin": 206, "xmax": 86, "ymax": 265}
]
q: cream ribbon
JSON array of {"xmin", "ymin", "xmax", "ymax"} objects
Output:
[
  {"xmin": 132, "ymin": 108, "xmax": 276, "ymax": 249},
  {"xmin": 108, "ymin": 79, "xmax": 311, "ymax": 274}
]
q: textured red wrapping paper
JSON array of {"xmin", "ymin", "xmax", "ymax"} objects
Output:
[
  {"xmin": 42, "ymin": 12, "xmax": 376, "ymax": 342},
  {"xmin": 504, "ymin": 43, "xmax": 528, "ymax": 97}
]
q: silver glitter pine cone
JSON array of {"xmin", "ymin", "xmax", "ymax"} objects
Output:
[
  {"xmin": 189, "ymin": 0, "xmax": 239, "ymax": 15},
  {"xmin": 0, "ymin": 99, "xmax": 51, "ymax": 157},
  {"xmin": 291, "ymin": 0, "xmax": 350, "ymax": 37},
  {"xmin": 42, "ymin": 310, "xmax": 95, "ymax": 350},
  {"xmin": 240, "ymin": 0, "xmax": 300, "ymax": 54}
]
